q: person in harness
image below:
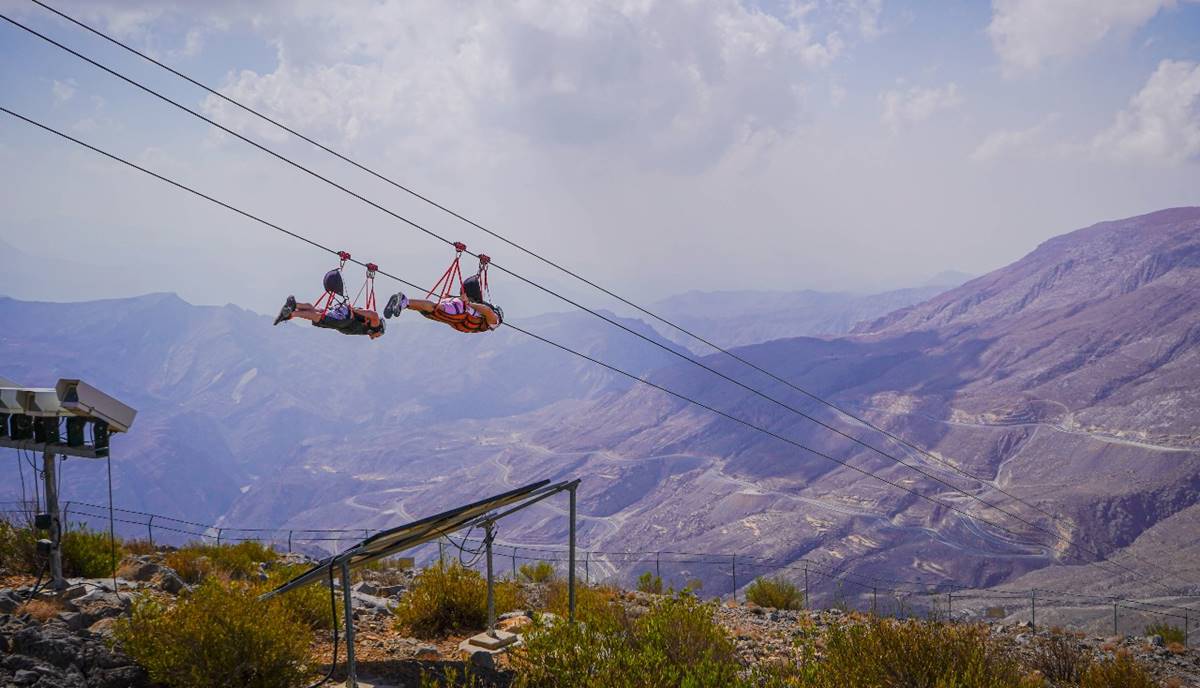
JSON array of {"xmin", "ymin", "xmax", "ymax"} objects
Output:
[
  {"xmin": 382, "ymin": 274, "xmax": 502, "ymax": 333},
  {"xmin": 273, "ymin": 254, "xmax": 386, "ymax": 339}
]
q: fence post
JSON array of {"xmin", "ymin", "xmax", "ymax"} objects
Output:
[
  {"xmin": 947, "ymin": 589, "xmax": 952, "ymax": 620},
  {"xmin": 216, "ymin": 528, "xmax": 223, "ymax": 546},
  {"xmin": 873, "ymin": 587, "xmax": 878, "ymax": 616},
  {"xmin": 804, "ymin": 563, "xmax": 809, "ymax": 610},
  {"xmin": 147, "ymin": 515, "xmax": 155, "ymax": 547},
  {"xmin": 584, "ymin": 551, "xmax": 590, "ymax": 585},
  {"xmin": 731, "ymin": 555, "xmax": 737, "ymax": 602},
  {"xmin": 511, "ymin": 546, "xmax": 517, "ymax": 579},
  {"xmin": 1113, "ymin": 603, "xmax": 1118, "ymax": 636},
  {"xmin": 1186, "ymin": 610, "xmax": 1189, "ymax": 647},
  {"xmin": 287, "ymin": 530, "xmax": 293, "ymax": 553},
  {"xmin": 1031, "ymin": 590, "xmax": 1036, "ymax": 630},
  {"xmin": 655, "ymin": 552, "xmax": 660, "ymax": 580}
]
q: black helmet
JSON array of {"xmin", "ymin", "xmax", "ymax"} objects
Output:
[
  {"xmin": 323, "ymin": 269, "xmax": 345, "ymax": 296},
  {"xmin": 463, "ymin": 274, "xmax": 484, "ymax": 302}
]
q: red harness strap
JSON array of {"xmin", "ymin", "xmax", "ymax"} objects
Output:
[{"xmin": 426, "ymin": 242, "xmax": 467, "ymax": 301}]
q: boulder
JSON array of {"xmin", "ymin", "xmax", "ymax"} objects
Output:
[
  {"xmin": 468, "ymin": 649, "xmax": 495, "ymax": 670},
  {"xmin": 157, "ymin": 571, "xmax": 186, "ymax": 595},
  {"xmin": 351, "ymin": 581, "xmax": 380, "ymax": 596},
  {"xmin": 415, "ymin": 645, "xmax": 439, "ymax": 660}
]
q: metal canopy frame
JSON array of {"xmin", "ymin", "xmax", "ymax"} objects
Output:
[{"xmin": 263, "ymin": 478, "xmax": 581, "ymax": 688}]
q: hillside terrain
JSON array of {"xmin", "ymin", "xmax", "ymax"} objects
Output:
[{"xmin": 2, "ymin": 208, "xmax": 1198, "ymax": 618}]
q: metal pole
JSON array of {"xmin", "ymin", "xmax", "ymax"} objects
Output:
[
  {"xmin": 731, "ymin": 555, "xmax": 737, "ymax": 602},
  {"xmin": 216, "ymin": 528, "xmax": 222, "ymax": 546},
  {"xmin": 584, "ymin": 550, "xmax": 590, "ymax": 585},
  {"xmin": 287, "ymin": 530, "xmax": 292, "ymax": 553},
  {"xmin": 1031, "ymin": 591, "xmax": 1036, "ymax": 630},
  {"xmin": 439, "ymin": 540, "xmax": 445, "ymax": 568},
  {"xmin": 947, "ymin": 590, "xmax": 952, "ymax": 619},
  {"xmin": 42, "ymin": 451, "xmax": 65, "ymax": 590},
  {"xmin": 1113, "ymin": 603, "xmax": 1118, "ymax": 636},
  {"xmin": 341, "ymin": 559, "xmax": 357, "ymax": 688},
  {"xmin": 804, "ymin": 563, "xmax": 809, "ymax": 610},
  {"xmin": 485, "ymin": 521, "xmax": 497, "ymax": 638},
  {"xmin": 511, "ymin": 546, "xmax": 517, "ymax": 579},
  {"xmin": 568, "ymin": 484, "xmax": 577, "ymax": 624},
  {"xmin": 147, "ymin": 515, "xmax": 155, "ymax": 547},
  {"xmin": 655, "ymin": 552, "xmax": 660, "ymax": 580}
]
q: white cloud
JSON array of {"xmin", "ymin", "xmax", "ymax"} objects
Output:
[
  {"xmin": 987, "ymin": 0, "xmax": 1184, "ymax": 75},
  {"xmin": 1092, "ymin": 59, "xmax": 1200, "ymax": 164},
  {"xmin": 200, "ymin": 0, "xmax": 845, "ymax": 172},
  {"xmin": 970, "ymin": 114, "xmax": 1060, "ymax": 162},
  {"xmin": 879, "ymin": 82, "xmax": 963, "ymax": 133},
  {"xmin": 51, "ymin": 79, "xmax": 76, "ymax": 105}
]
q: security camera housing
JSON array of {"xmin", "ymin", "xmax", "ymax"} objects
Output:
[{"xmin": 56, "ymin": 379, "xmax": 137, "ymax": 433}]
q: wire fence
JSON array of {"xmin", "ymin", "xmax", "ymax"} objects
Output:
[{"xmin": 1, "ymin": 499, "xmax": 1194, "ymax": 642}]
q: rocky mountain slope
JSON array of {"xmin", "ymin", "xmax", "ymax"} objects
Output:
[{"xmin": 3, "ymin": 208, "xmax": 1198, "ymax": 612}]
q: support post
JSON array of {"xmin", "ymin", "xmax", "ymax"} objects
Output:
[
  {"xmin": 584, "ymin": 550, "xmax": 590, "ymax": 585},
  {"xmin": 485, "ymin": 521, "xmax": 497, "ymax": 638},
  {"xmin": 1186, "ymin": 610, "xmax": 1189, "ymax": 647},
  {"xmin": 947, "ymin": 590, "xmax": 952, "ymax": 619},
  {"xmin": 216, "ymin": 528, "xmax": 222, "ymax": 546},
  {"xmin": 731, "ymin": 555, "xmax": 737, "ymax": 602},
  {"xmin": 656, "ymin": 552, "xmax": 660, "ymax": 580},
  {"xmin": 147, "ymin": 515, "xmax": 155, "ymax": 547},
  {"xmin": 439, "ymin": 540, "xmax": 445, "ymax": 568},
  {"xmin": 43, "ymin": 450, "xmax": 65, "ymax": 590},
  {"xmin": 511, "ymin": 546, "xmax": 517, "ymax": 579},
  {"xmin": 568, "ymin": 484, "xmax": 577, "ymax": 624},
  {"xmin": 1113, "ymin": 603, "xmax": 1118, "ymax": 636},
  {"xmin": 1031, "ymin": 590, "xmax": 1036, "ymax": 630},
  {"xmin": 287, "ymin": 530, "xmax": 292, "ymax": 553},
  {"xmin": 804, "ymin": 563, "xmax": 809, "ymax": 610},
  {"xmin": 873, "ymin": 587, "xmax": 878, "ymax": 616},
  {"xmin": 341, "ymin": 559, "xmax": 357, "ymax": 688}
]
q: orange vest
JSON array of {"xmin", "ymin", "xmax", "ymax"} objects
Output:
[{"xmin": 422, "ymin": 306, "xmax": 492, "ymax": 333}]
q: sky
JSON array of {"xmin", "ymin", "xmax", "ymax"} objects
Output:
[{"xmin": 1, "ymin": 0, "xmax": 1199, "ymax": 317}]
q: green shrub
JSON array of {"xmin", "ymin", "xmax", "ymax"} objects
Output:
[
  {"xmin": 745, "ymin": 576, "xmax": 804, "ymax": 610},
  {"xmin": 394, "ymin": 562, "xmax": 526, "ymax": 638},
  {"xmin": 0, "ymin": 517, "xmax": 39, "ymax": 574},
  {"xmin": 164, "ymin": 541, "xmax": 278, "ymax": 584},
  {"xmin": 113, "ymin": 579, "xmax": 312, "ymax": 688},
  {"xmin": 258, "ymin": 563, "xmax": 340, "ymax": 631},
  {"xmin": 1079, "ymin": 652, "xmax": 1157, "ymax": 688},
  {"xmin": 545, "ymin": 580, "xmax": 629, "ymax": 633},
  {"xmin": 803, "ymin": 618, "xmax": 1030, "ymax": 688},
  {"xmin": 513, "ymin": 592, "xmax": 740, "ymax": 687},
  {"xmin": 518, "ymin": 560, "xmax": 556, "ymax": 583},
  {"xmin": 1029, "ymin": 628, "xmax": 1091, "ymax": 683},
  {"xmin": 637, "ymin": 571, "xmax": 663, "ymax": 594},
  {"xmin": 1145, "ymin": 621, "xmax": 1186, "ymax": 645},
  {"xmin": 61, "ymin": 525, "xmax": 123, "ymax": 578}
]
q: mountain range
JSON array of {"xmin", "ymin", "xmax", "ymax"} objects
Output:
[{"xmin": 2, "ymin": 207, "xmax": 1198, "ymax": 608}]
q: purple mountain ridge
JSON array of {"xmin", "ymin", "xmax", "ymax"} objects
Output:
[{"xmin": 2, "ymin": 207, "xmax": 1198, "ymax": 616}]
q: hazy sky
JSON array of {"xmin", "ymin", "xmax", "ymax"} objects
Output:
[{"xmin": 1, "ymin": 0, "xmax": 1199, "ymax": 316}]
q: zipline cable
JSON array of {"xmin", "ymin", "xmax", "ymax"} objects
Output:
[
  {"xmin": 2, "ymin": 15, "xmax": 1183, "ymax": 595},
  {"xmin": 28, "ymin": 0, "xmax": 1177, "ymax": 586},
  {"xmin": 0, "ymin": 104, "xmax": 1185, "ymax": 597}
]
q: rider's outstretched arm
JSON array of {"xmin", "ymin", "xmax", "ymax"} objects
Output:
[
  {"xmin": 465, "ymin": 301, "xmax": 500, "ymax": 328},
  {"xmin": 351, "ymin": 308, "xmax": 382, "ymax": 327}
]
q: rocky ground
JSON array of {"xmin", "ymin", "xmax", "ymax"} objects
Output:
[{"xmin": 4, "ymin": 557, "xmax": 1200, "ymax": 688}]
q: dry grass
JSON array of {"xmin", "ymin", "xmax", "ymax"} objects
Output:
[{"xmin": 16, "ymin": 598, "xmax": 65, "ymax": 623}]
